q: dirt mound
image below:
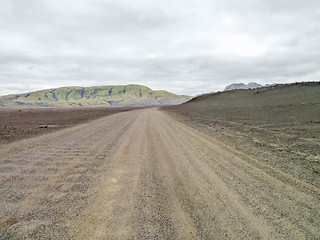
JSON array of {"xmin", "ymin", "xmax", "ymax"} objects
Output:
[{"xmin": 165, "ymin": 82, "xmax": 320, "ymax": 187}]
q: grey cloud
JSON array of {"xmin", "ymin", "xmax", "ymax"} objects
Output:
[{"xmin": 0, "ymin": 0, "xmax": 319, "ymax": 96}]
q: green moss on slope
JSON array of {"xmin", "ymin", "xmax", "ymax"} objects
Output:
[{"xmin": 0, "ymin": 85, "xmax": 191, "ymax": 108}]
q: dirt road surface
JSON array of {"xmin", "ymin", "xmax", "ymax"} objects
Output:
[{"xmin": 1, "ymin": 108, "xmax": 319, "ymax": 239}]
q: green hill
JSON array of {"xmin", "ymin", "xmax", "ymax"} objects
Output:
[{"xmin": 0, "ymin": 84, "xmax": 191, "ymax": 108}]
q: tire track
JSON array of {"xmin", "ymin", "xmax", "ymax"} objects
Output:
[{"xmin": 1, "ymin": 108, "xmax": 319, "ymax": 239}]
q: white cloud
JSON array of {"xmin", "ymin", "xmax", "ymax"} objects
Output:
[
  {"xmin": 0, "ymin": 0, "xmax": 319, "ymax": 96},
  {"xmin": 216, "ymin": 35, "xmax": 267, "ymax": 57}
]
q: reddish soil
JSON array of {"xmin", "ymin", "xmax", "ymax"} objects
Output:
[{"xmin": 0, "ymin": 107, "xmax": 138, "ymax": 144}]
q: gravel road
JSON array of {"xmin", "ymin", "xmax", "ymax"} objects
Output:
[{"xmin": 0, "ymin": 108, "xmax": 319, "ymax": 239}]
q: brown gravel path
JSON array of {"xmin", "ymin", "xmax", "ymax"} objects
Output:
[{"xmin": 0, "ymin": 108, "xmax": 319, "ymax": 239}]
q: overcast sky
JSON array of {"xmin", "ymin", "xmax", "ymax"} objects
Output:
[{"xmin": 0, "ymin": 0, "xmax": 319, "ymax": 96}]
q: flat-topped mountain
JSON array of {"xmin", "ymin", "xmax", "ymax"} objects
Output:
[{"xmin": 0, "ymin": 84, "xmax": 191, "ymax": 108}]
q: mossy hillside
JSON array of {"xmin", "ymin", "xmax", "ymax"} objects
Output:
[{"xmin": 0, "ymin": 84, "xmax": 191, "ymax": 107}]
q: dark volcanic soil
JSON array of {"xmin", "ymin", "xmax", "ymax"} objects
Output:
[
  {"xmin": 0, "ymin": 83, "xmax": 319, "ymax": 239},
  {"xmin": 0, "ymin": 107, "xmax": 138, "ymax": 144},
  {"xmin": 1, "ymin": 109, "xmax": 319, "ymax": 239},
  {"xmin": 164, "ymin": 82, "xmax": 320, "ymax": 188}
]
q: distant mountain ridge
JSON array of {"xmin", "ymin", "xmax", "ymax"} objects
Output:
[
  {"xmin": 224, "ymin": 82, "xmax": 263, "ymax": 91},
  {"xmin": 0, "ymin": 84, "xmax": 191, "ymax": 108}
]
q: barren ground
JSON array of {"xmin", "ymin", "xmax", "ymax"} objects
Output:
[
  {"xmin": 0, "ymin": 107, "xmax": 137, "ymax": 144},
  {"xmin": 165, "ymin": 83, "xmax": 320, "ymax": 188},
  {"xmin": 0, "ymin": 108, "xmax": 319, "ymax": 239}
]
